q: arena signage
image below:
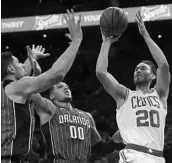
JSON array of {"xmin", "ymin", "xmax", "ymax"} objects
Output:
[{"xmin": 1, "ymin": 4, "xmax": 172, "ymax": 33}]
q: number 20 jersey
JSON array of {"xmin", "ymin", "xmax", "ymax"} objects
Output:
[
  {"xmin": 116, "ymin": 89, "xmax": 167, "ymax": 151},
  {"xmin": 41, "ymin": 108, "xmax": 93, "ymax": 162}
]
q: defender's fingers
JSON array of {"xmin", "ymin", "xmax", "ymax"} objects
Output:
[
  {"xmin": 136, "ymin": 12, "xmax": 142, "ymax": 23},
  {"xmin": 38, "ymin": 45, "xmax": 43, "ymax": 51},
  {"xmin": 66, "ymin": 9, "xmax": 71, "ymax": 19},
  {"xmin": 32, "ymin": 44, "xmax": 35, "ymax": 50},
  {"xmin": 63, "ymin": 14, "xmax": 68, "ymax": 23},
  {"xmin": 77, "ymin": 14, "xmax": 81, "ymax": 25},
  {"xmin": 41, "ymin": 48, "xmax": 45, "ymax": 53},
  {"xmin": 71, "ymin": 9, "xmax": 74, "ymax": 15},
  {"xmin": 138, "ymin": 11, "xmax": 142, "ymax": 20},
  {"xmin": 135, "ymin": 18, "xmax": 140, "ymax": 25},
  {"xmin": 44, "ymin": 53, "xmax": 50, "ymax": 57},
  {"xmin": 65, "ymin": 33, "xmax": 72, "ymax": 40},
  {"xmin": 36, "ymin": 45, "xmax": 40, "ymax": 50}
]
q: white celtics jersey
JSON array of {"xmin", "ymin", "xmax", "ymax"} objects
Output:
[{"xmin": 116, "ymin": 88, "xmax": 167, "ymax": 151}]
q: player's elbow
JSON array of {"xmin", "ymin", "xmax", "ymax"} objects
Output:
[
  {"xmin": 48, "ymin": 70, "xmax": 65, "ymax": 85},
  {"xmin": 159, "ymin": 60, "xmax": 170, "ymax": 70},
  {"xmin": 56, "ymin": 72, "xmax": 65, "ymax": 82},
  {"xmin": 163, "ymin": 62, "xmax": 170, "ymax": 70},
  {"xmin": 159, "ymin": 62, "xmax": 170, "ymax": 75},
  {"xmin": 96, "ymin": 70, "xmax": 107, "ymax": 79}
]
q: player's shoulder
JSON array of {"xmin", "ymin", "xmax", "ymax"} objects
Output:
[
  {"xmin": 85, "ymin": 112, "xmax": 95, "ymax": 125},
  {"xmin": 85, "ymin": 112, "xmax": 93, "ymax": 119},
  {"xmin": 75, "ymin": 109, "xmax": 90, "ymax": 116},
  {"xmin": 6, "ymin": 76, "xmax": 34, "ymax": 90},
  {"xmin": 75, "ymin": 109, "xmax": 93, "ymax": 120}
]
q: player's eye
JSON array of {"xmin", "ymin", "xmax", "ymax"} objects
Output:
[
  {"xmin": 57, "ymin": 85, "xmax": 62, "ymax": 88},
  {"xmin": 135, "ymin": 67, "xmax": 139, "ymax": 72},
  {"xmin": 140, "ymin": 66, "xmax": 146, "ymax": 70}
]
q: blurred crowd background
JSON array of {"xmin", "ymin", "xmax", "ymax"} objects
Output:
[{"xmin": 1, "ymin": 0, "xmax": 172, "ymax": 162}]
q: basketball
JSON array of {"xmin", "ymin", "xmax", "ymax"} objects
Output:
[{"xmin": 100, "ymin": 7, "xmax": 128, "ymax": 37}]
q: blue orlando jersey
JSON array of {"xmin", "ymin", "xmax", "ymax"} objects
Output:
[{"xmin": 41, "ymin": 108, "xmax": 93, "ymax": 162}]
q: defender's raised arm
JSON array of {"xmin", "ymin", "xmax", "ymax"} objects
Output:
[{"xmin": 6, "ymin": 9, "xmax": 83, "ymax": 99}]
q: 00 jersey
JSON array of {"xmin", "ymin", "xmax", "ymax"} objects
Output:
[{"xmin": 69, "ymin": 126, "xmax": 85, "ymax": 140}]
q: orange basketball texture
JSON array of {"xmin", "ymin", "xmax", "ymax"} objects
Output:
[{"xmin": 100, "ymin": 7, "xmax": 128, "ymax": 37}]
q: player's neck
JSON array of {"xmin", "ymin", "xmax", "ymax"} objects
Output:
[
  {"xmin": 54, "ymin": 100, "xmax": 73, "ymax": 110},
  {"xmin": 64, "ymin": 103, "xmax": 73, "ymax": 111},
  {"xmin": 136, "ymin": 85, "xmax": 151, "ymax": 93},
  {"xmin": 4, "ymin": 75, "xmax": 17, "ymax": 82}
]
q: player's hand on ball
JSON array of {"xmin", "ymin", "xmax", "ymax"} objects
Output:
[
  {"xmin": 28, "ymin": 44, "xmax": 50, "ymax": 60},
  {"xmin": 135, "ymin": 11, "xmax": 149, "ymax": 37},
  {"xmin": 64, "ymin": 9, "xmax": 83, "ymax": 42},
  {"xmin": 101, "ymin": 28, "xmax": 121, "ymax": 44}
]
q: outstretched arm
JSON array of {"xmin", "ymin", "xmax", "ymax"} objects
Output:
[
  {"xmin": 27, "ymin": 49, "xmax": 56, "ymax": 116},
  {"xmin": 136, "ymin": 11, "xmax": 170, "ymax": 100},
  {"xmin": 9, "ymin": 9, "xmax": 83, "ymax": 97},
  {"xmin": 96, "ymin": 31, "xmax": 127, "ymax": 105}
]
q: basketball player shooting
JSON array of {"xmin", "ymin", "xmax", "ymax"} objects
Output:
[{"xmin": 96, "ymin": 11, "xmax": 170, "ymax": 163}]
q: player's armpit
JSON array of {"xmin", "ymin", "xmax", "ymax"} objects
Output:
[
  {"xmin": 86, "ymin": 113, "xmax": 102, "ymax": 146},
  {"xmin": 96, "ymin": 71, "xmax": 127, "ymax": 101},
  {"xmin": 91, "ymin": 126, "xmax": 102, "ymax": 147},
  {"xmin": 30, "ymin": 94, "xmax": 56, "ymax": 116},
  {"xmin": 154, "ymin": 64, "xmax": 170, "ymax": 100}
]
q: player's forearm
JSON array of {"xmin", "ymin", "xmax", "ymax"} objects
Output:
[
  {"xmin": 51, "ymin": 40, "xmax": 81, "ymax": 77},
  {"xmin": 24, "ymin": 58, "xmax": 32, "ymax": 76},
  {"xmin": 31, "ymin": 94, "xmax": 52, "ymax": 115},
  {"xmin": 143, "ymin": 34, "xmax": 168, "ymax": 67},
  {"xmin": 96, "ymin": 41, "xmax": 111, "ymax": 74}
]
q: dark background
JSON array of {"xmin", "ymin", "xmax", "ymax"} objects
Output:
[{"xmin": 1, "ymin": 0, "xmax": 172, "ymax": 162}]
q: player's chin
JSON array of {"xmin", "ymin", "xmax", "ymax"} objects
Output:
[
  {"xmin": 134, "ymin": 79, "xmax": 143, "ymax": 86},
  {"xmin": 64, "ymin": 96, "xmax": 72, "ymax": 102}
]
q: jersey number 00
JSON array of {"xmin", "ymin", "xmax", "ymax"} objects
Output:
[{"xmin": 69, "ymin": 126, "xmax": 85, "ymax": 140}]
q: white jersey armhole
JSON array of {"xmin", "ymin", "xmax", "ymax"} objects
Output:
[
  {"xmin": 152, "ymin": 88, "xmax": 167, "ymax": 114},
  {"xmin": 116, "ymin": 88, "xmax": 130, "ymax": 111}
]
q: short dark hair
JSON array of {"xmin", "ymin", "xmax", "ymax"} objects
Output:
[
  {"xmin": 141, "ymin": 60, "xmax": 157, "ymax": 76},
  {"xmin": 1, "ymin": 52, "xmax": 14, "ymax": 81}
]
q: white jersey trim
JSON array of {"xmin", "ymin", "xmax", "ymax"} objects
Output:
[
  {"xmin": 152, "ymin": 88, "xmax": 167, "ymax": 110},
  {"xmin": 116, "ymin": 88, "xmax": 130, "ymax": 111}
]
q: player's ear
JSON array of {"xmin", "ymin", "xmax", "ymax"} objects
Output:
[
  {"xmin": 150, "ymin": 73, "xmax": 156, "ymax": 80},
  {"xmin": 50, "ymin": 94, "xmax": 54, "ymax": 100},
  {"xmin": 7, "ymin": 65, "xmax": 15, "ymax": 74}
]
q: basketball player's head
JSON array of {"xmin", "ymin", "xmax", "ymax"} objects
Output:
[
  {"xmin": 1, "ymin": 52, "xmax": 26, "ymax": 81},
  {"xmin": 134, "ymin": 60, "xmax": 157, "ymax": 87},
  {"xmin": 49, "ymin": 82, "xmax": 72, "ymax": 103}
]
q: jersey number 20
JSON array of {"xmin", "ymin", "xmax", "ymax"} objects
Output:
[{"xmin": 136, "ymin": 110, "xmax": 160, "ymax": 128}]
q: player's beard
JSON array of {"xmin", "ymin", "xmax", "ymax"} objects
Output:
[{"xmin": 134, "ymin": 77, "xmax": 149, "ymax": 88}]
